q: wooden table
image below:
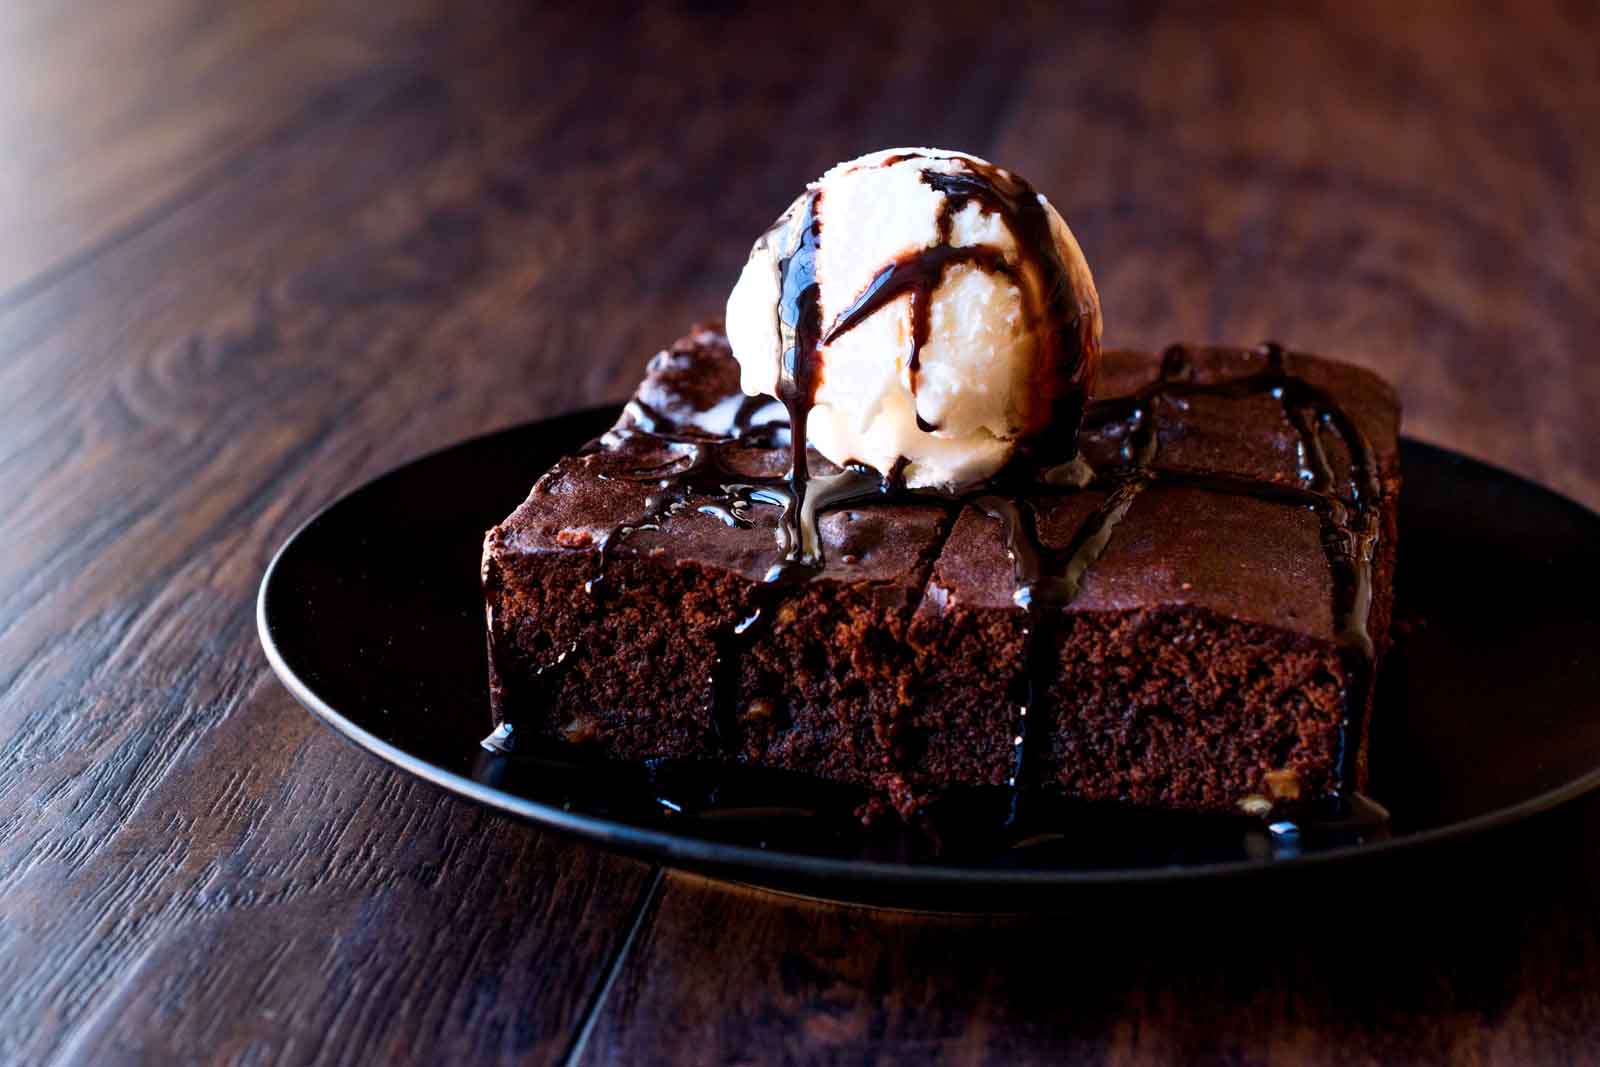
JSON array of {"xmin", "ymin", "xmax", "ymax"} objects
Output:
[{"xmin": 4, "ymin": 2, "xmax": 1598, "ymax": 1063}]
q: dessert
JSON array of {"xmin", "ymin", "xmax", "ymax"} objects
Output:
[
  {"xmin": 481, "ymin": 149, "xmax": 1401, "ymax": 817},
  {"xmin": 725, "ymin": 148, "xmax": 1100, "ymax": 490}
]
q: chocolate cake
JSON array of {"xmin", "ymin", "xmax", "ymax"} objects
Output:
[{"xmin": 481, "ymin": 325, "xmax": 1400, "ymax": 817}]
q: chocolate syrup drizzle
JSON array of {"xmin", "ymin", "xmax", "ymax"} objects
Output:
[
  {"xmin": 762, "ymin": 154, "xmax": 1097, "ymax": 574},
  {"xmin": 583, "ymin": 156, "xmax": 1381, "ymax": 815},
  {"xmin": 820, "ymin": 155, "xmax": 1092, "ymax": 445},
  {"xmin": 583, "ymin": 406, "xmax": 775, "ymax": 600},
  {"xmin": 824, "ymin": 228, "xmax": 1011, "ymax": 434},
  {"xmin": 971, "ymin": 343, "xmax": 1381, "ymax": 807}
]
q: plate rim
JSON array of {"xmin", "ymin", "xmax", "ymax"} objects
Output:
[{"xmin": 256, "ymin": 414, "xmax": 1600, "ymax": 889}]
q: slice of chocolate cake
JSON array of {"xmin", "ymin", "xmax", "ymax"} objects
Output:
[{"xmin": 481, "ymin": 325, "xmax": 1400, "ymax": 816}]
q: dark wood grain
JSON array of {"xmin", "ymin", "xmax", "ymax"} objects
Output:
[
  {"xmin": 1, "ymin": 1, "xmax": 1597, "ymax": 1064},
  {"xmin": 583, "ymin": 809, "xmax": 1600, "ymax": 1065},
  {"xmin": 0, "ymin": 0, "xmax": 442, "ymax": 301}
]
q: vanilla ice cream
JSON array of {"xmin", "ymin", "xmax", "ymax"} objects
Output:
[{"xmin": 725, "ymin": 148, "xmax": 1101, "ymax": 490}]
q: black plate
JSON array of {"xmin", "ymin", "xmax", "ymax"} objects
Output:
[{"xmin": 258, "ymin": 409, "xmax": 1600, "ymax": 908}]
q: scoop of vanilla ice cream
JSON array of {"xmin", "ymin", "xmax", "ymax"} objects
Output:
[{"xmin": 725, "ymin": 147, "xmax": 1101, "ymax": 490}]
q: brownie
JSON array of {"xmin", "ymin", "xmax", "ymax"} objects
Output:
[{"xmin": 481, "ymin": 324, "xmax": 1401, "ymax": 816}]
